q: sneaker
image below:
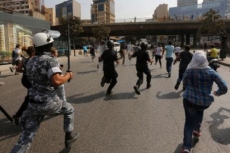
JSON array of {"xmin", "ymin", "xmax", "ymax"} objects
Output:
[
  {"xmin": 174, "ymin": 82, "xmax": 180, "ymax": 90},
  {"xmin": 13, "ymin": 115, "xmax": 20, "ymax": 126},
  {"xmin": 65, "ymin": 132, "xmax": 80, "ymax": 148},
  {"xmin": 168, "ymin": 72, "xmax": 171, "ymax": 78},
  {"xmin": 146, "ymin": 84, "xmax": 151, "ymax": 89},
  {"xmin": 193, "ymin": 131, "xmax": 201, "ymax": 137},
  {"xmin": 181, "ymin": 148, "xmax": 190, "ymax": 153},
  {"xmin": 9, "ymin": 67, "xmax": 13, "ymax": 72},
  {"xmin": 134, "ymin": 86, "xmax": 140, "ymax": 95}
]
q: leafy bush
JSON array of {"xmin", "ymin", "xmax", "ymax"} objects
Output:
[{"xmin": 0, "ymin": 51, "xmax": 11, "ymax": 57}]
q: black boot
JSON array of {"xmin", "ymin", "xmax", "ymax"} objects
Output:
[
  {"xmin": 133, "ymin": 85, "xmax": 140, "ymax": 95},
  {"xmin": 65, "ymin": 132, "xmax": 80, "ymax": 148},
  {"xmin": 174, "ymin": 82, "xmax": 180, "ymax": 90}
]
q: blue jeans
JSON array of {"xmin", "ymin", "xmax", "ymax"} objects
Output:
[
  {"xmin": 183, "ymin": 98, "xmax": 209, "ymax": 150},
  {"xmin": 166, "ymin": 57, "xmax": 173, "ymax": 73}
]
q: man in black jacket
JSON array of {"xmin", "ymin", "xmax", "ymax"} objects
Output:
[
  {"xmin": 173, "ymin": 45, "xmax": 193, "ymax": 90},
  {"xmin": 129, "ymin": 42, "xmax": 153, "ymax": 95},
  {"xmin": 100, "ymin": 41, "xmax": 119, "ymax": 95}
]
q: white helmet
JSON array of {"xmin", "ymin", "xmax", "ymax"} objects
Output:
[{"xmin": 33, "ymin": 32, "xmax": 54, "ymax": 47}]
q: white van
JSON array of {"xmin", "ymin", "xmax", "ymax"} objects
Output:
[{"xmin": 113, "ymin": 42, "xmax": 121, "ymax": 52}]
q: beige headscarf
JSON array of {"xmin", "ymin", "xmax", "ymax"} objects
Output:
[{"xmin": 187, "ymin": 51, "xmax": 209, "ymax": 69}]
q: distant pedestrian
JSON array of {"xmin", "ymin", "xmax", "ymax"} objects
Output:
[
  {"xmin": 162, "ymin": 41, "xmax": 174, "ymax": 78},
  {"xmin": 155, "ymin": 44, "xmax": 163, "ymax": 68},
  {"xmin": 100, "ymin": 41, "xmax": 119, "ymax": 95},
  {"xmin": 83, "ymin": 45, "xmax": 88, "ymax": 56},
  {"xmin": 13, "ymin": 46, "xmax": 35, "ymax": 126},
  {"xmin": 174, "ymin": 44, "xmax": 181, "ymax": 57},
  {"xmin": 126, "ymin": 42, "xmax": 133, "ymax": 65},
  {"xmin": 152, "ymin": 46, "xmax": 156, "ymax": 60},
  {"xmin": 173, "ymin": 45, "xmax": 193, "ymax": 90},
  {"xmin": 203, "ymin": 42, "xmax": 207, "ymax": 51},
  {"xmin": 129, "ymin": 42, "xmax": 153, "ymax": 95},
  {"xmin": 10, "ymin": 44, "xmax": 22, "ymax": 75},
  {"xmin": 119, "ymin": 43, "xmax": 126, "ymax": 65},
  {"xmin": 180, "ymin": 51, "xmax": 228, "ymax": 153},
  {"xmin": 90, "ymin": 45, "xmax": 96, "ymax": 62}
]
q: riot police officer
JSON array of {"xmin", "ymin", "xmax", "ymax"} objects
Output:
[
  {"xmin": 11, "ymin": 32, "xmax": 78, "ymax": 153},
  {"xmin": 129, "ymin": 41, "xmax": 153, "ymax": 95},
  {"xmin": 100, "ymin": 41, "xmax": 119, "ymax": 95}
]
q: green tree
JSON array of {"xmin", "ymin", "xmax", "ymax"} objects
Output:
[
  {"xmin": 91, "ymin": 24, "xmax": 111, "ymax": 42},
  {"xmin": 199, "ymin": 9, "xmax": 225, "ymax": 43},
  {"xmin": 59, "ymin": 16, "xmax": 84, "ymax": 55},
  {"xmin": 59, "ymin": 16, "xmax": 84, "ymax": 40}
]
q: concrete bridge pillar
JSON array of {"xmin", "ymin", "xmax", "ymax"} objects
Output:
[
  {"xmin": 186, "ymin": 34, "xmax": 190, "ymax": 45},
  {"xmin": 181, "ymin": 34, "xmax": 184, "ymax": 47},
  {"xmin": 194, "ymin": 31, "xmax": 201, "ymax": 48}
]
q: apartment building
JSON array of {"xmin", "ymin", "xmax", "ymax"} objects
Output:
[
  {"xmin": 0, "ymin": 0, "xmax": 45, "ymax": 20},
  {"xmin": 41, "ymin": 5, "xmax": 55, "ymax": 25},
  {"xmin": 153, "ymin": 4, "xmax": 168, "ymax": 21},
  {"xmin": 55, "ymin": 0, "xmax": 81, "ymax": 19},
  {"xmin": 91, "ymin": 0, "xmax": 115, "ymax": 24},
  {"xmin": 177, "ymin": 0, "xmax": 197, "ymax": 7}
]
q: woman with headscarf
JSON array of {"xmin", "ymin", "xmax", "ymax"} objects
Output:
[{"xmin": 180, "ymin": 51, "xmax": 228, "ymax": 153}]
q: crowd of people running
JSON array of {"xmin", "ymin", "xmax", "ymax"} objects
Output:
[
  {"xmin": 1, "ymin": 34, "xmax": 228, "ymax": 153},
  {"xmin": 95, "ymin": 40, "xmax": 228, "ymax": 153}
]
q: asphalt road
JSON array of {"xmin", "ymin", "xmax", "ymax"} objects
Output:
[{"xmin": 1, "ymin": 54, "xmax": 230, "ymax": 153}]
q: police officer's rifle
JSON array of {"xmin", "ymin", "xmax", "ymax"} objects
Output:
[{"xmin": 0, "ymin": 105, "xmax": 13, "ymax": 122}]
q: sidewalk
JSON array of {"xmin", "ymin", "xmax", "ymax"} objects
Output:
[{"xmin": 0, "ymin": 50, "xmax": 84, "ymax": 75}]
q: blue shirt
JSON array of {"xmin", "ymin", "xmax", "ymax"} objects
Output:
[
  {"xmin": 165, "ymin": 45, "xmax": 174, "ymax": 58},
  {"xmin": 183, "ymin": 68, "xmax": 228, "ymax": 106},
  {"xmin": 83, "ymin": 46, "xmax": 87, "ymax": 51}
]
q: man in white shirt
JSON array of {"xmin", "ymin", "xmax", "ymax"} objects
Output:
[
  {"xmin": 174, "ymin": 44, "xmax": 181, "ymax": 57},
  {"xmin": 10, "ymin": 44, "xmax": 22, "ymax": 75}
]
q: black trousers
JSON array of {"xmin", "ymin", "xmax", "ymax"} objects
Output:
[
  {"xmin": 177, "ymin": 67, "xmax": 186, "ymax": 83},
  {"xmin": 155, "ymin": 55, "xmax": 162, "ymax": 66},
  {"xmin": 103, "ymin": 70, "xmax": 118, "ymax": 92},
  {"xmin": 136, "ymin": 66, "xmax": 151, "ymax": 88}
]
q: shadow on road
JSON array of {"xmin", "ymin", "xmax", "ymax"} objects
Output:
[
  {"xmin": 77, "ymin": 70, "xmax": 98, "ymax": 75},
  {"xmin": 103, "ymin": 91, "xmax": 138, "ymax": 101},
  {"xmin": 156, "ymin": 90, "xmax": 183, "ymax": 99},
  {"xmin": 152, "ymin": 74, "xmax": 167, "ymax": 79},
  {"xmin": 59, "ymin": 147, "xmax": 71, "ymax": 153},
  {"xmin": 80, "ymin": 61, "xmax": 92, "ymax": 63},
  {"xmin": 67, "ymin": 92, "xmax": 105, "ymax": 104},
  {"xmin": 208, "ymin": 107, "xmax": 230, "ymax": 145},
  {"xmin": 174, "ymin": 143, "xmax": 183, "ymax": 153},
  {"xmin": 0, "ymin": 74, "xmax": 16, "ymax": 78},
  {"xmin": 0, "ymin": 118, "xmax": 21, "ymax": 142}
]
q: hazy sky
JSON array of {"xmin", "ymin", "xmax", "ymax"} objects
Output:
[{"xmin": 45, "ymin": 0, "xmax": 203, "ymax": 20}]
